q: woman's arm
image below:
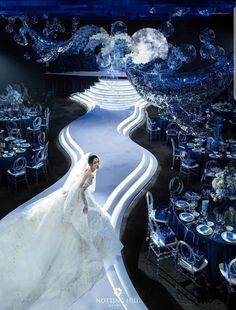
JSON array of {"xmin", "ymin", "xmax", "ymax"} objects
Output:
[{"xmin": 79, "ymin": 170, "xmax": 91, "ymax": 214}]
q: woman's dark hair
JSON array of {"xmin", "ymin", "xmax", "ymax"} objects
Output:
[{"xmin": 88, "ymin": 154, "xmax": 99, "ymax": 165}]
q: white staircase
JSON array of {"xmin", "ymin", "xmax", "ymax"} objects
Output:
[{"xmin": 70, "ymin": 78, "xmax": 146, "ymax": 110}]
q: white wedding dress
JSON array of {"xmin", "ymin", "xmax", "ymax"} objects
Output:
[{"xmin": 0, "ymin": 153, "xmax": 123, "ymax": 310}]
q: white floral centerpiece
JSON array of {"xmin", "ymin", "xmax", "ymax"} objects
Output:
[{"xmin": 212, "ymin": 167, "xmax": 236, "ymax": 201}]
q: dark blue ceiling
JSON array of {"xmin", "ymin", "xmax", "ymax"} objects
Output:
[{"xmin": 0, "ymin": 1, "xmax": 236, "ymax": 20}]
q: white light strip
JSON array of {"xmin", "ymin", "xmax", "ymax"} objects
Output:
[
  {"xmin": 117, "ymin": 99, "xmax": 145, "ymax": 133},
  {"xmin": 123, "ymin": 106, "xmax": 146, "ymax": 136},
  {"xmin": 70, "ymin": 93, "xmax": 95, "ymax": 111},
  {"xmin": 66, "ymin": 126, "xmax": 84, "ymax": 158},
  {"xmin": 85, "ymin": 91, "xmax": 140, "ymax": 101},
  {"xmin": 103, "ymin": 154, "xmax": 146, "ymax": 213},
  {"xmin": 111, "ymin": 155, "xmax": 156, "ymax": 229},
  {"xmin": 117, "ymin": 105, "xmax": 139, "ymax": 133},
  {"xmin": 104, "ymin": 267, "xmax": 129, "ymax": 310},
  {"xmin": 112, "ymin": 257, "xmax": 147, "ymax": 309},
  {"xmin": 59, "ymin": 127, "xmax": 78, "ymax": 164}
]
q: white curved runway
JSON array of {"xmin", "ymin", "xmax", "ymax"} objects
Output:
[{"xmin": 66, "ymin": 79, "xmax": 157, "ymax": 309}]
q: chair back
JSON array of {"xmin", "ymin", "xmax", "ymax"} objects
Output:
[
  {"xmin": 177, "ymin": 240, "xmax": 196, "ymax": 271},
  {"xmin": 7, "ymin": 121, "xmax": 18, "ymax": 130},
  {"xmin": 180, "ymin": 150, "xmax": 190, "ymax": 161},
  {"xmin": 34, "ymin": 149, "xmax": 44, "ymax": 164},
  {"xmin": 167, "ymin": 122, "xmax": 178, "ymax": 131},
  {"xmin": 171, "ymin": 138, "xmax": 177, "ymax": 155},
  {"xmin": 38, "ymin": 131, "xmax": 46, "ymax": 146},
  {"xmin": 228, "ymin": 258, "xmax": 236, "ymax": 283},
  {"xmin": 178, "ymin": 131, "xmax": 187, "ymax": 142},
  {"xmin": 44, "ymin": 107, "xmax": 50, "ymax": 118},
  {"xmin": 43, "ymin": 141, "xmax": 49, "ymax": 160},
  {"xmin": 12, "ymin": 156, "xmax": 27, "ymax": 172},
  {"xmin": 147, "ymin": 117, "xmax": 153, "ymax": 131},
  {"xmin": 169, "ymin": 176, "xmax": 184, "ymax": 195},
  {"xmin": 32, "ymin": 117, "xmax": 42, "ymax": 129},
  {"xmin": 146, "ymin": 191, "xmax": 154, "ymax": 215},
  {"xmin": 205, "ymin": 160, "xmax": 221, "ymax": 170},
  {"xmin": 36, "ymin": 104, "xmax": 42, "ymax": 114}
]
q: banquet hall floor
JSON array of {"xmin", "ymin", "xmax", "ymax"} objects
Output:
[{"xmin": 0, "ymin": 99, "xmax": 233, "ymax": 310}]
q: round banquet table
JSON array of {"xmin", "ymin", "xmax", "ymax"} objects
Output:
[{"xmin": 169, "ymin": 206, "xmax": 236, "ymax": 286}]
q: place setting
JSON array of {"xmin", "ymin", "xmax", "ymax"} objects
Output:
[
  {"xmin": 179, "ymin": 212, "xmax": 195, "ymax": 222},
  {"xmin": 221, "ymin": 231, "xmax": 236, "ymax": 243},
  {"xmin": 184, "ymin": 191, "xmax": 201, "ymax": 201},
  {"xmin": 175, "ymin": 200, "xmax": 190, "ymax": 210},
  {"xmin": 196, "ymin": 224, "xmax": 213, "ymax": 235}
]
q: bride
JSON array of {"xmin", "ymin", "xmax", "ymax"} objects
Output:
[{"xmin": 0, "ymin": 153, "xmax": 123, "ymax": 309}]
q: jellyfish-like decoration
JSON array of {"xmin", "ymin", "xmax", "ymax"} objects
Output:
[
  {"xmin": 200, "ymin": 43, "xmax": 216, "ymax": 59},
  {"xmin": 199, "ymin": 28, "xmax": 215, "ymax": 44},
  {"xmin": 111, "ymin": 21, "xmax": 127, "ymax": 35},
  {"xmin": 158, "ymin": 21, "xmax": 174, "ymax": 38}
]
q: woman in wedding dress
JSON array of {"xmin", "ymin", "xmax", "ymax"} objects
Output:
[{"xmin": 0, "ymin": 153, "xmax": 123, "ymax": 310}]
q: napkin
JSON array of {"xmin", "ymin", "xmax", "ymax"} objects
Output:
[
  {"xmin": 182, "ymin": 213, "xmax": 192, "ymax": 220},
  {"xmin": 199, "ymin": 225, "xmax": 210, "ymax": 233},
  {"xmin": 226, "ymin": 232, "xmax": 236, "ymax": 241}
]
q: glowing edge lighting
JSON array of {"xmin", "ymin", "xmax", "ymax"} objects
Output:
[
  {"xmin": 103, "ymin": 154, "xmax": 146, "ymax": 212},
  {"xmin": 69, "ymin": 93, "xmax": 95, "ymax": 111},
  {"xmin": 123, "ymin": 103, "xmax": 147, "ymax": 136},
  {"xmin": 111, "ymin": 155, "xmax": 156, "ymax": 228},
  {"xmin": 66, "ymin": 126, "xmax": 84, "ymax": 157},
  {"xmin": 59, "ymin": 126, "xmax": 78, "ymax": 164},
  {"xmin": 105, "ymin": 101, "xmax": 148, "ymax": 212}
]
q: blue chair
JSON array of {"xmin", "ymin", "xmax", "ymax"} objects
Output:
[
  {"xmin": 147, "ymin": 218, "xmax": 177, "ymax": 275},
  {"xmin": 175, "ymin": 241, "xmax": 208, "ymax": 288},
  {"xmin": 41, "ymin": 107, "xmax": 50, "ymax": 135},
  {"xmin": 145, "ymin": 112, "xmax": 161, "ymax": 142},
  {"xmin": 171, "ymin": 138, "xmax": 182, "ymax": 170},
  {"xmin": 179, "ymin": 151, "xmax": 199, "ymax": 184},
  {"xmin": 32, "ymin": 131, "xmax": 46, "ymax": 152},
  {"xmin": 26, "ymin": 149, "xmax": 47, "ymax": 183},
  {"xmin": 169, "ymin": 176, "xmax": 184, "ymax": 210},
  {"xmin": 26, "ymin": 116, "xmax": 42, "ymax": 142},
  {"xmin": 146, "ymin": 191, "xmax": 169, "ymax": 224},
  {"xmin": 219, "ymin": 258, "xmax": 236, "ymax": 304},
  {"xmin": 166, "ymin": 122, "xmax": 178, "ymax": 144},
  {"xmin": 7, "ymin": 156, "xmax": 29, "ymax": 190}
]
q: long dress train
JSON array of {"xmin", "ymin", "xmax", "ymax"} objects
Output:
[{"xmin": 0, "ymin": 153, "xmax": 123, "ymax": 309}]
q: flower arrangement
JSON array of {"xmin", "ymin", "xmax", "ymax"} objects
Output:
[{"xmin": 212, "ymin": 167, "xmax": 236, "ymax": 201}]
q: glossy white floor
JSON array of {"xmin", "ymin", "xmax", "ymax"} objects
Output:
[{"xmin": 9, "ymin": 79, "xmax": 158, "ymax": 309}]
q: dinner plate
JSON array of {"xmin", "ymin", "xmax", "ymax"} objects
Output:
[
  {"xmin": 221, "ymin": 231, "xmax": 236, "ymax": 243},
  {"xmin": 179, "ymin": 212, "xmax": 195, "ymax": 222},
  {"xmin": 21, "ymin": 143, "xmax": 31, "ymax": 148},
  {"xmin": 227, "ymin": 153, "xmax": 236, "ymax": 159},
  {"xmin": 209, "ymin": 153, "xmax": 222, "ymax": 158},
  {"xmin": 187, "ymin": 143, "xmax": 194, "ymax": 148},
  {"xmin": 2, "ymin": 153, "xmax": 13, "ymax": 158},
  {"xmin": 15, "ymin": 149, "xmax": 26, "ymax": 153},
  {"xmin": 4, "ymin": 137, "xmax": 16, "ymax": 141},
  {"xmin": 184, "ymin": 191, "xmax": 201, "ymax": 201},
  {"xmin": 196, "ymin": 224, "xmax": 213, "ymax": 235},
  {"xmin": 226, "ymin": 226, "xmax": 234, "ymax": 232},
  {"xmin": 175, "ymin": 200, "xmax": 189, "ymax": 209}
]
